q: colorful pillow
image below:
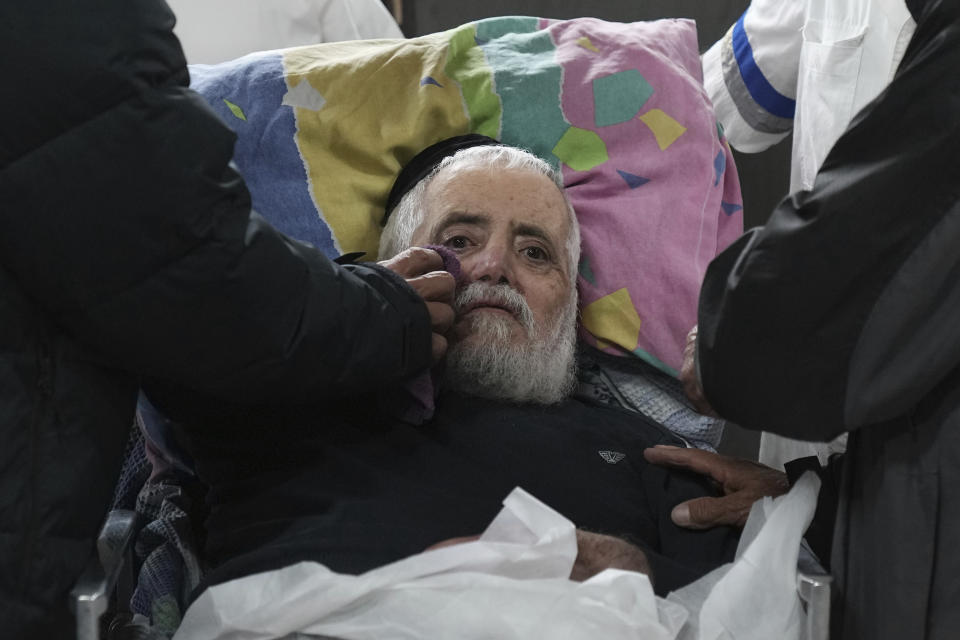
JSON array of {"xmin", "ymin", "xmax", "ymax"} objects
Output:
[{"xmin": 189, "ymin": 16, "xmax": 743, "ymax": 376}]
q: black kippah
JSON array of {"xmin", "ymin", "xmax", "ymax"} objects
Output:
[{"xmin": 382, "ymin": 133, "xmax": 500, "ymax": 224}]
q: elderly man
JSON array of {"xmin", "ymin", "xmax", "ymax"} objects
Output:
[
  {"xmin": 152, "ymin": 137, "xmax": 739, "ymax": 606},
  {"xmin": 379, "ymin": 137, "xmax": 581, "ymax": 406}
]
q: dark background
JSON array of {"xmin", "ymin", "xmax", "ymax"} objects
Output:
[{"xmin": 389, "ymin": 1, "xmax": 792, "ymax": 458}]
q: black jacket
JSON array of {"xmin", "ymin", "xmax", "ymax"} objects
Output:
[
  {"xmin": 697, "ymin": 0, "xmax": 960, "ymax": 637},
  {"xmin": 176, "ymin": 391, "xmax": 739, "ymax": 601},
  {"xmin": 0, "ymin": 1, "xmax": 432, "ymax": 636}
]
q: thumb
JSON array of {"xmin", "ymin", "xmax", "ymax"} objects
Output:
[{"xmin": 671, "ymin": 496, "xmax": 751, "ymax": 530}]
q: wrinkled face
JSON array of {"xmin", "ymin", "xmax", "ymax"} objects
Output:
[{"xmin": 411, "ymin": 165, "xmax": 574, "ymax": 348}]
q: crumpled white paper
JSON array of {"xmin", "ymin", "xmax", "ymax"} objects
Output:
[
  {"xmin": 175, "ymin": 476, "xmax": 820, "ymax": 640},
  {"xmin": 669, "ymin": 471, "xmax": 822, "ymax": 640}
]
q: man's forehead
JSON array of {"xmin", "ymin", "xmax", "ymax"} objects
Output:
[{"xmin": 421, "ymin": 166, "xmax": 570, "ymax": 236}]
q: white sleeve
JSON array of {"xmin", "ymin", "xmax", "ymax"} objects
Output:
[
  {"xmin": 318, "ymin": 0, "xmax": 404, "ymax": 42},
  {"xmin": 702, "ymin": 0, "xmax": 806, "ymax": 153}
]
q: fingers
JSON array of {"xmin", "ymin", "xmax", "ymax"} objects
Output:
[
  {"xmin": 426, "ymin": 295, "xmax": 454, "ymax": 365},
  {"xmin": 381, "ymin": 248, "xmax": 455, "ymax": 303},
  {"xmin": 378, "ymin": 248, "xmax": 457, "ymax": 365},
  {"xmin": 425, "ymin": 300, "xmax": 455, "ymax": 333},
  {"xmin": 649, "ymin": 445, "xmax": 791, "ymax": 530},
  {"xmin": 679, "ymin": 325, "xmax": 719, "ymax": 417},
  {"xmin": 425, "ymin": 534, "xmax": 481, "ymax": 551},
  {"xmin": 381, "ymin": 249, "xmax": 456, "ymax": 365},
  {"xmin": 431, "ymin": 333, "xmax": 448, "ymax": 365},
  {"xmin": 671, "ymin": 496, "xmax": 753, "ymax": 530},
  {"xmin": 408, "ymin": 270, "xmax": 456, "ymax": 304},
  {"xmin": 643, "ymin": 445, "xmax": 732, "ymax": 484},
  {"xmin": 379, "ymin": 246, "xmax": 444, "ymax": 278}
]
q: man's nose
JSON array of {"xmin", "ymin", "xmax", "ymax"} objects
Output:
[{"xmin": 464, "ymin": 243, "xmax": 513, "ymax": 285}]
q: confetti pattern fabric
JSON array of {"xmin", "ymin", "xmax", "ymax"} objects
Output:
[{"xmin": 189, "ymin": 16, "xmax": 743, "ymax": 375}]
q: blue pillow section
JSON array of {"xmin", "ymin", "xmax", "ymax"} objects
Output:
[{"xmin": 190, "ymin": 54, "xmax": 339, "ymax": 255}]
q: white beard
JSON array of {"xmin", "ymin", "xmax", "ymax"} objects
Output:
[{"xmin": 442, "ymin": 282, "xmax": 578, "ymax": 405}]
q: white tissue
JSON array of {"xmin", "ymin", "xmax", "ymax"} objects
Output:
[{"xmin": 669, "ymin": 471, "xmax": 822, "ymax": 640}]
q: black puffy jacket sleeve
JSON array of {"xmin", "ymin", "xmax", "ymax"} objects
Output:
[
  {"xmin": 696, "ymin": 0, "xmax": 960, "ymax": 439},
  {"xmin": 0, "ymin": 0, "xmax": 432, "ymax": 403}
]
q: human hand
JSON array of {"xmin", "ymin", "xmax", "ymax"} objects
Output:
[
  {"xmin": 679, "ymin": 325, "xmax": 718, "ymax": 417},
  {"xmin": 379, "ymin": 247, "xmax": 456, "ymax": 364},
  {"xmin": 424, "ymin": 534, "xmax": 481, "ymax": 551},
  {"xmin": 643, "ymin": 445, "xmax": 789, "ymax": 529},
  {"xmin": 571, "ymin": 530, "xmax": 651, "ymax": 582},
  {"xmin": 425, "ymin": 531, "xmax": 651, "ymax": 584}
]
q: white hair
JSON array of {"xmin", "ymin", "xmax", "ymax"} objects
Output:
[
  {"xmin": 443, "ymin": 281, "xmax": 578, "ymax": 405},
  {"xmin": 379, "ymin": 145, "xmax": 581, "ymax": 285}
]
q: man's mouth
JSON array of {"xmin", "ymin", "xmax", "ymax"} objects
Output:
[
  {"xmin": 461, "ymin": 301, "xmax": 517, "ymax": 317},
  {"xmin": 453, "ymin": 282, "xmax": 534, "ymax": 333}
]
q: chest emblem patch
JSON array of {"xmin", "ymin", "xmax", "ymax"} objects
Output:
[{"xmin": 598, "ymin": 450, "xmax": 626, "ymax": 464}]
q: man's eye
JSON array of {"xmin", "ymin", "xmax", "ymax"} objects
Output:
[
  {"xmin": 523, "ymin": 246, "xmax": 548, "ymax": 261},
  {"xmin": 444, "ymin": 236, "xmax": 470, "ymax": 250}
]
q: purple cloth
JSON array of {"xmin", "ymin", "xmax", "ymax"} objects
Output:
[{"xmin": 424, "ymin": 243, "xmax": 462, "ymax": 284}]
